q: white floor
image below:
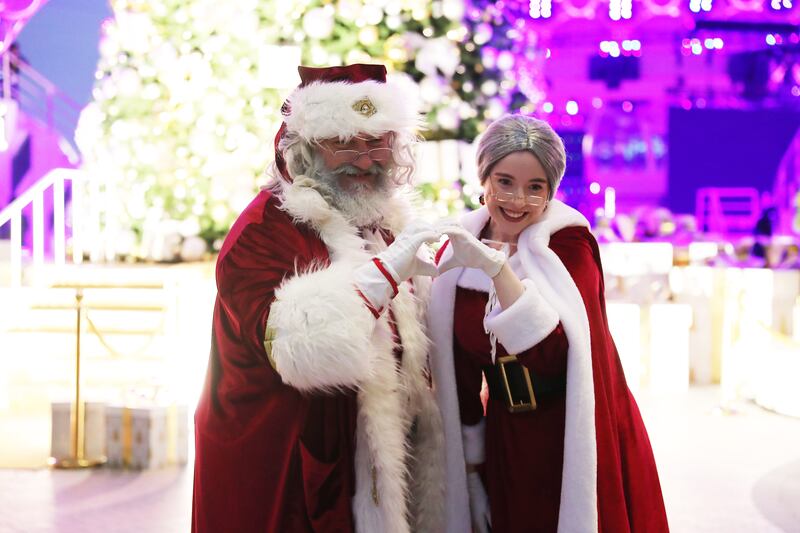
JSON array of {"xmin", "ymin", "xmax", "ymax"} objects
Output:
[{"xmin": 0, "ymin": 386, "xmax": 798, "ymax": 533}]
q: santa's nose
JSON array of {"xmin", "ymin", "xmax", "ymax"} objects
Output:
[{"xmin": 352, "ymin": 153, "xmax": 373, "ymax": 170}]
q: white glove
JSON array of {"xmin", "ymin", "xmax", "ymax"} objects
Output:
[
  {"xmin": 378, "ymin": 221, "xmax": 440, "ymax": 281},
  {"xmin": 467, "ymin": 471, "xmax": 492, "ymax": 533},
  {"xmin": 438, "ymin": 225, "xmax": 506, "ymax": 278},
  {"xmin": 353, "ymin": 221, "xmax": 439, "ymax": 313}
]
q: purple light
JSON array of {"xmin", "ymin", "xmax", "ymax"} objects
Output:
[
  {"xmin": 497, "ymin": 51, "xmax": 515, "ymax": 70},
  {"xmin": 689, "ymin": 0, "xmax": 712, "ymax": 11},
  {"xmin": 608, "ymin": 0, "xmax": 631, "ymax": 20},
  {"xmin": 622, "ymin": 101, "xmax": 634, "ymax": 112},
  {"xmin": 529, "ymin": 0, "xmax": 552, "ymax": 19},
  {"xmin": 566, "ymin": 100, "xmax": 579, "ymax": 115}
]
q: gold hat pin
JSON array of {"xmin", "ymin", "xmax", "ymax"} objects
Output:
[{"xmin": 353, "ymin": 97, "xmax": 377, "ymax": 118}]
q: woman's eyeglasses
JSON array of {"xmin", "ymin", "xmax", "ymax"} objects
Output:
[
  {"xmin": 488, "ymin": 191, "xmax": 545, "ymax": 206},
  {"xmin": 488, "ymin": 175, "xmax": 545, "ymax": 206}
]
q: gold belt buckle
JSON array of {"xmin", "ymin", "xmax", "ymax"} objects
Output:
[{"xmin": 497, "ymin": 354, "xmax": 537, "ymax": 413}]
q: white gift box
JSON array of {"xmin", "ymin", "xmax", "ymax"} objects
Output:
[
  {"xmin": 51, "ymin": 401, "xmax": 106, "ymax": 462},
  {"xmin": 169, "ymin": 404, "xmax": 189, "ymax": 466},
  {"xmin": 50, "ymin": 402, "xmax": 72, "ymax": 461},
  {"xmin": 130, "ymin": 406, "xmax": 168, "ymax": 469},
  {"xmin": 105, "ymin": 403, "xmax": 188, "ymax": 468},
  {"xmin": 105, "ymin": 405, "xmax": 127, "ymax": 468}
]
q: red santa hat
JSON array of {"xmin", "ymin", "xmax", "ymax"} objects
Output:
[{"xmin": 274, "ymin": 63, "xmax": 421, "ymax": 182}]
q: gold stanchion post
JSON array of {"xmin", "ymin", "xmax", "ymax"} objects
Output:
[{"xmin": 51, "ymin": 288, "xmax": 105, "ymax": 468}]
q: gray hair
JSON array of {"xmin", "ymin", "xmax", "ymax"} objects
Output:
[
  {"xmin": 274, "ymin": 129, "xmax": 418, "ymax": 186},
  {"xmin": 476, "ymin": 114, "xmax": 566, "ymax": 201}
]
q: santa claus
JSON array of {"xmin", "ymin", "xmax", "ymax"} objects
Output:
[{"xmin": 192, "ymin": 64, "xmax": 444, "ymax": 533}]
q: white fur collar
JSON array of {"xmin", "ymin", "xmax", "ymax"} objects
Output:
[{"xmin": 458, "ymin": 200, "xmax": 589, "ymax": 243}]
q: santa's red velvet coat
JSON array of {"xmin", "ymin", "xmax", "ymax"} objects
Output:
[
  {"xmin": 193, "ymin": 180, "xmax": 444, "ymax": 533},
  {"xmin": 429, "ymin": 201, "xmax": 669, "ymax": 533}
]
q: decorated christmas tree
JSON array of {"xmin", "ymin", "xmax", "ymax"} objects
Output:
[
  {"xmin": 77, "ymin": 0, "xmax": 550, "ymax": 256},
  {"xmin": 456, "ymin": 0, "xmax": 546, "ymax": 140},
  {"xmin": 76, "ymin": 0, "xmax": 289, "ymax": 260},
  {"xmin": 411, "ymin": 0, "xmax": 547, "ymax": 213}
]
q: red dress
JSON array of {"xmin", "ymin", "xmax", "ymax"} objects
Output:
[{"xmin": 449, "ymin": 225, "xmax": 669, "ymax": 533}]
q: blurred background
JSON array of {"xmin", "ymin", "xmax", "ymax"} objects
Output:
[{"xmin": 0, "ymin": 1, "xmax": 799, "ymax": 532}]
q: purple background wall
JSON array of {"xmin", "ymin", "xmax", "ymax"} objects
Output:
[{"xmin": 667, "ymin": 108, "xmax": 800, "ymax": 213}]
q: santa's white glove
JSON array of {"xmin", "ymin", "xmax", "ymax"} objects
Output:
[
  {"xmin": 353, "ymin": 221, "xmax": 439, "ymax": 314},
  {"xmin": 438, "ymin": 225, "xmax": 506, "ymax": 278},
  {"xmin": 467, "ymin": 471, "xmax": 492, "ymax": 533}
]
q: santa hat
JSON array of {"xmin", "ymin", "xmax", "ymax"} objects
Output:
[{"xmin": 274, "ymin": 63, "xmax": 421, "ymax": 181}]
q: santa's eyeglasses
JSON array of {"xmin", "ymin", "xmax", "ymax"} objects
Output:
[{"xmin": 329, "ymin": 148, "xmax": 393, "ymax": 164}]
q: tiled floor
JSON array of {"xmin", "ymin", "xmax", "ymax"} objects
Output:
[{"xmin": 1, "ymin": 386, "xmax": 799, "ymax": 533}]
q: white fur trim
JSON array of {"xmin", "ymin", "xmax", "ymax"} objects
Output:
[
  {"xmin": 275, "ymin": 178, "xmax": 443, "ymax": 532},
  {"xmin": 518, "ymin": 201, "xmax": 597, "ymax": 533},
  {"xmin": 456, "ymin": 266, "xmax": 492, "ymax": 292},
  {"xmin": 428, "ymin": 266, "xmax": 471, "ymax": 533},
  {"xmin": 461, "ymin": 420, "xmax": 486, "ymax": 465},
  {"xmin": 269, "ymin": 263, "xmax": 376, "ymax": 391},
  {"xmin": 430, "ymin": 200, "xmax": 599, "ymax": 533},
  {"xmin": 285, "ymin": 79, "xmax": 422, "ymax": 141},
  {"xmin": 484, "ymin": 278, "xmax": 559, "ymax": 355}
]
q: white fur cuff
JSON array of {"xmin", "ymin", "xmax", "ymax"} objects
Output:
[
  {"xmin": 461, "ymin": 420, "xmax": 486, "ymax": 465},
  {"xmin": 268, "ymin": 262, "xmax": 376, "ymax": 391},
  {"xmin": 484, "ymin": 279, "xmax": 559, "ymax": 354}
]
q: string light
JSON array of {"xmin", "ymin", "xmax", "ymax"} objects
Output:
[{"xmin": 529, "ymin": 0, "xmax": 552, "ymax": 19}]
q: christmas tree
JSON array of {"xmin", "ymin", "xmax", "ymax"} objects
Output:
[
  {"xmin": 76, "ymin": 0, "xmax": 289, "ymax": 260},
  {"xmin": 77, "ymin": 0, "xmax": 550, "ymax": 256},
  {"xmin": 456, "ymin": 0, "xmax": 546, "ymax": 140}
]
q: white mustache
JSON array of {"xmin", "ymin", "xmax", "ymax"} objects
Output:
[{"xmin": 332, "ymin": 163, "xmax": 386, "ymax": 178}]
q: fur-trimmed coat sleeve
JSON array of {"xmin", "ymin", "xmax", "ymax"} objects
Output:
[{"xmin": 215, "ymin": 190, "xmax": 377, "ymax": 392}]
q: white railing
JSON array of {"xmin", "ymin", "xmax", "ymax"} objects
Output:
[{"xmin": 0, "ymin": 167, "xmax": 87, "ymax": 286}]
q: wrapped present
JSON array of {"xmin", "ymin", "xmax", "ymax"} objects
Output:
[
  {"xmin": 166, "ymin": 404, "xmax": 189, "ymax": 466},
  {"xmin": 105, "ymin": 403, "xmax": 188, "ymax": 468},
  {"xmin": 105, "ymin": 405, "xmax": 130, "ymax": 468},
  {"xmin": 51, "ymin": 401, "xmax": 107, "ymax": 463},
  {"xmin": 50, "ymin": 402, "xmax": 72, "ymax": 461},
  {"xmin": 84, "ymin": 402, "xmax": 106, "ymax": 460},
  {"xmin": 130, "ymin": 406, "xmax": 168, "ymax": 469}
]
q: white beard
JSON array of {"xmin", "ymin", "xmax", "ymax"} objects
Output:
[{"xmin": 309, "ymin": 156, "xmax": 395, "ymax": 228}]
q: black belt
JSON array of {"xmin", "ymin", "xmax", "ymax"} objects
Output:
[{"xmin": 483, "ymin": 355, "xmax": 567, "ymax": 413}]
